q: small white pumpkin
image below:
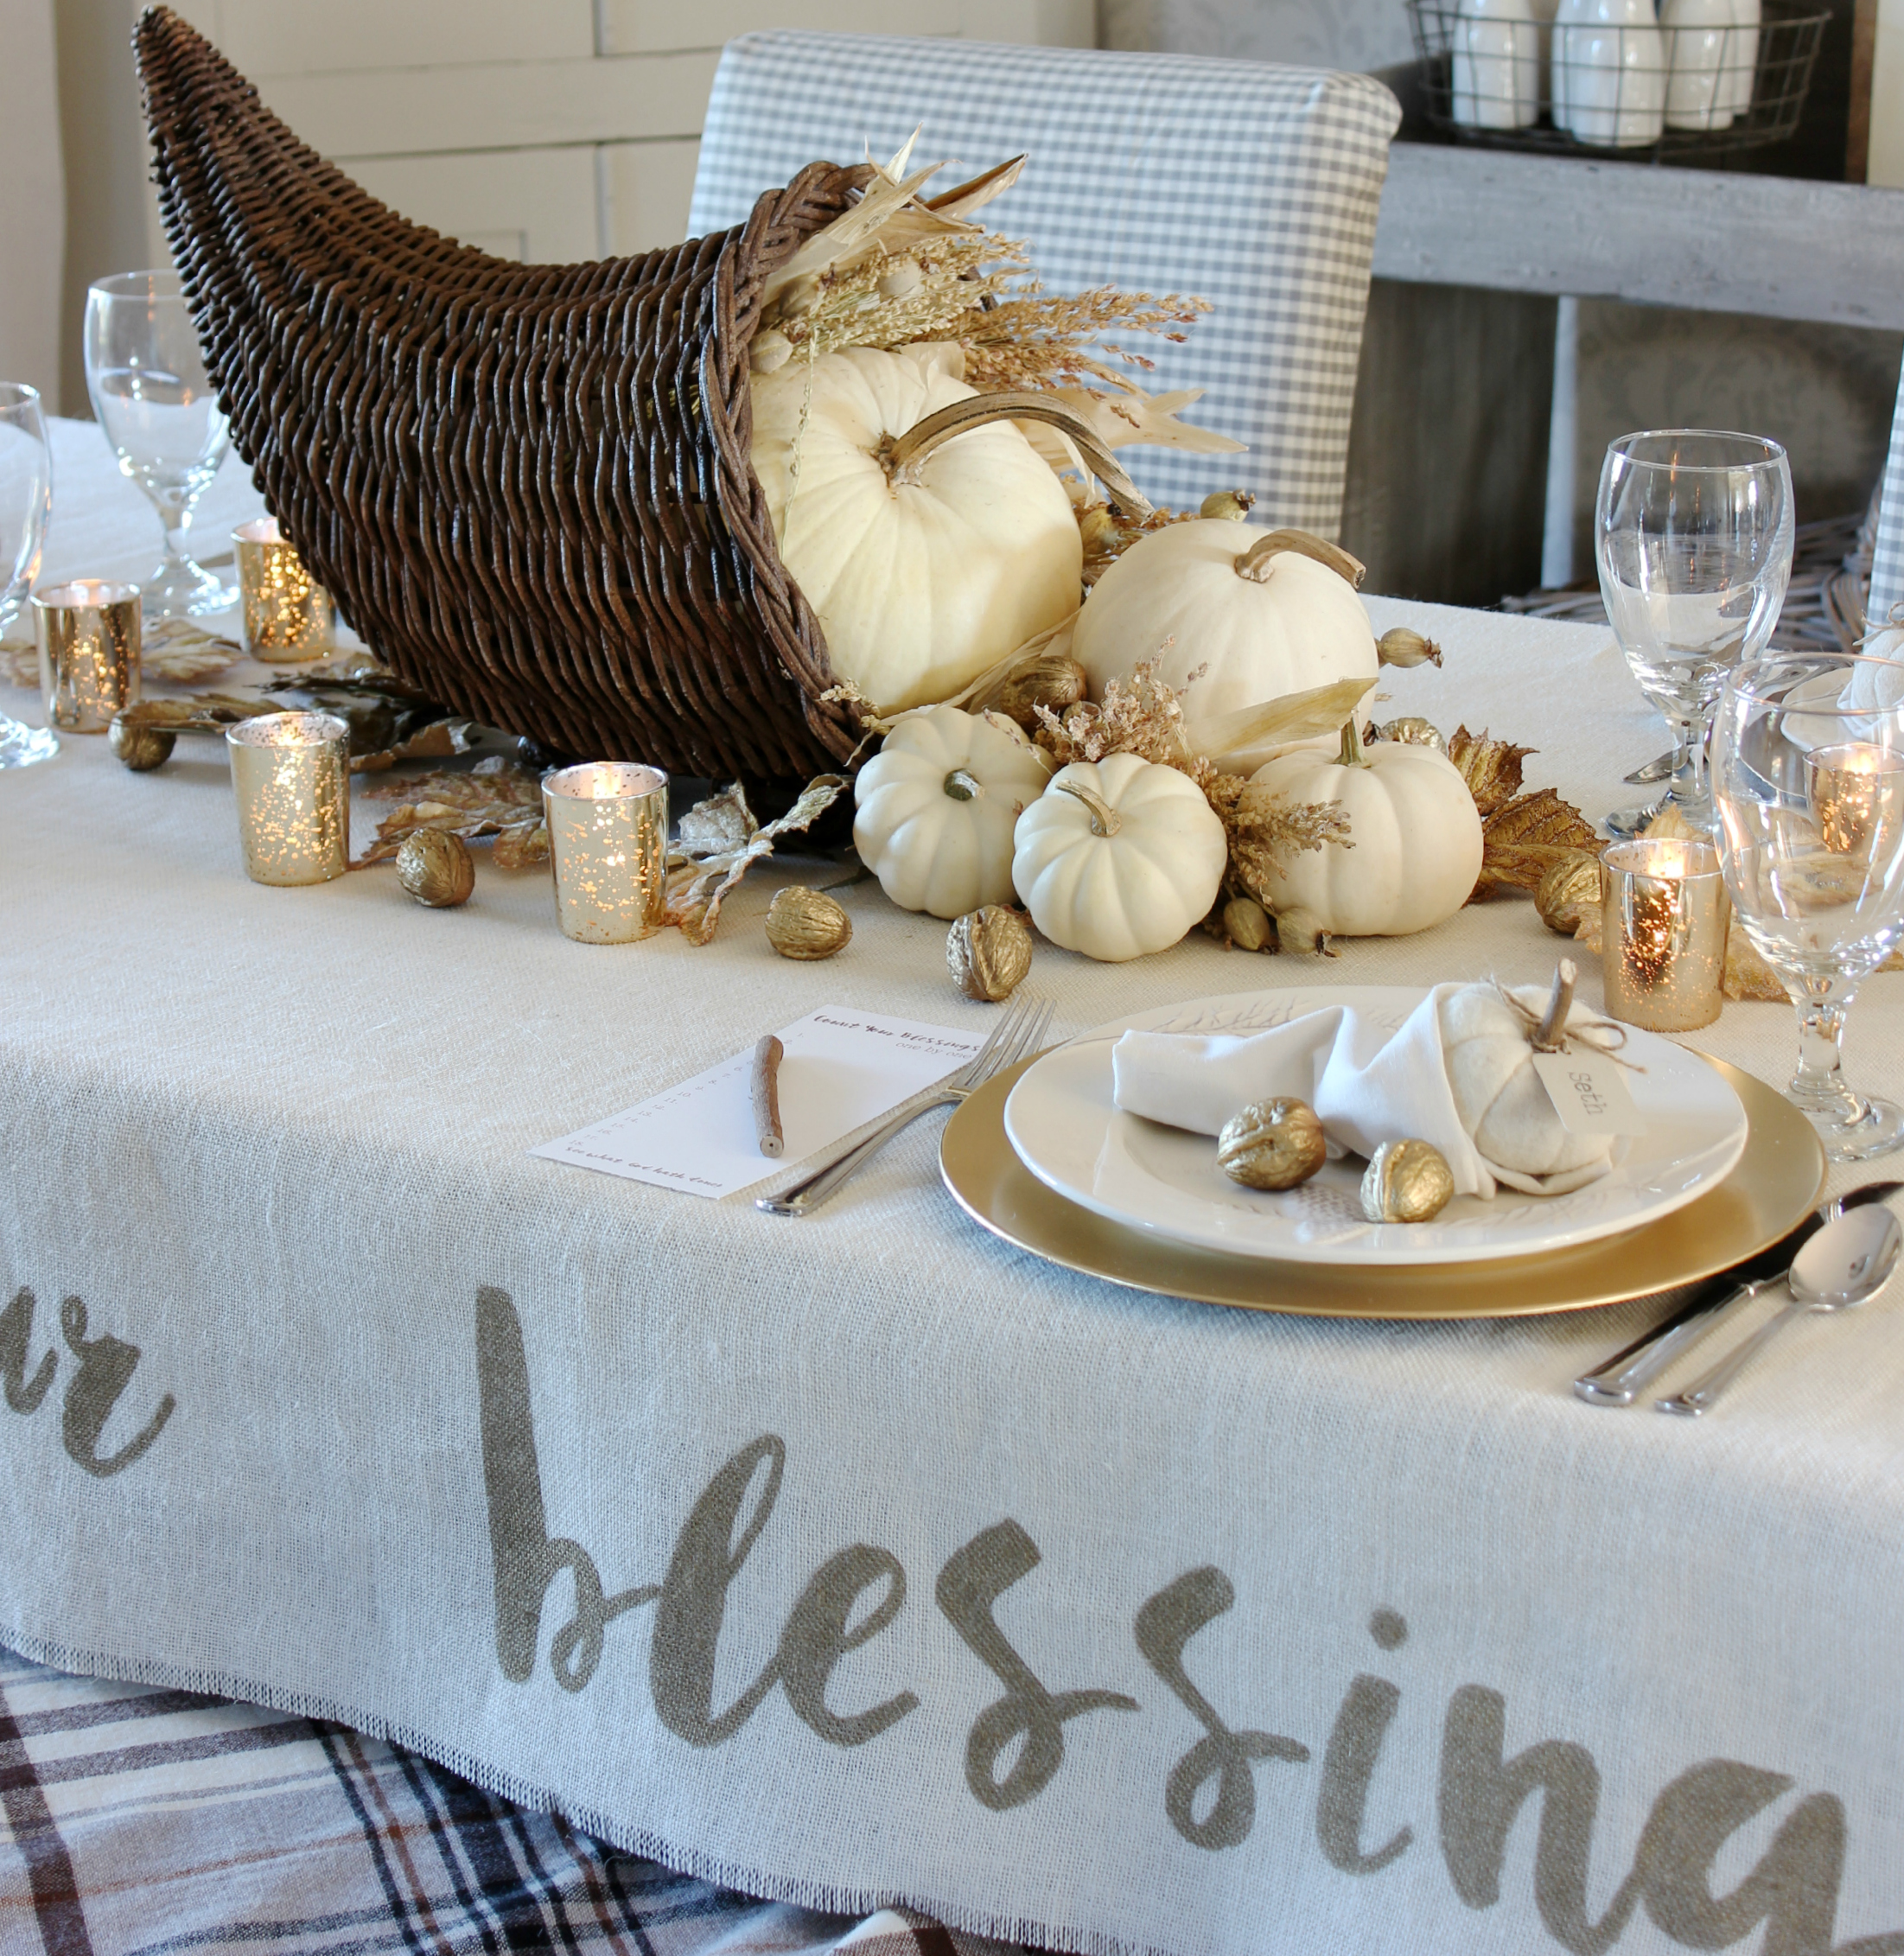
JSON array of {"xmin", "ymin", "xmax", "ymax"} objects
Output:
[
  {"xmin": 854, "ymin": 705, "xmax": 1054, "ymax": 920},
  {"xmin": 1011, "ymin": 752, "xmax": 1227, "ymax": 961},
  {"xmin": 750, "ymin": 347, "xmax": 1083, "ymax": 712},
  {"xmin": 1439, "ymin": 980, "xmax": 1617, "ymax": 1190},
  {"xmin": 1246, "ymin": 722, "xmax": 1483, "ymax": 937},
  {"xmin": 1072, "ymin": 522, "xmax": 1379, "ymax": 774}
]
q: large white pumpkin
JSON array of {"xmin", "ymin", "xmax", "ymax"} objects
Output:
[
  {"xmin": 1245, "ymin": 727, "xmax": 1483, "ymax": 936},
  {"xmin": 853, "ymin": 705, "xmax": 1055, "ymax": 920},
  {"xmin": 1072, "ymin": 522, "xmax": 1379, "ymax": 774},
  {"xmin": 1011, "ymin": 752, "xmax": 1227, "ymax": 961},
  {"xmin": 750, "ymin": 347, "xmax": 1082, "ymax": 713}
]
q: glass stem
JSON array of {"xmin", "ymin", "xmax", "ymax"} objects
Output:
[
  {"xmin": 1786, "ymin": 976, "xmax": 1864, "ymax": 1122},
  {"xmin": 1669, "ymin": 713, "xmax": 1704, "ymax": 808}
]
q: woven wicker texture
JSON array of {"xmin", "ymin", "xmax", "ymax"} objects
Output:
[{"xmin": 134, "ymin": 5, "xmax": 867, "ymax": 777}]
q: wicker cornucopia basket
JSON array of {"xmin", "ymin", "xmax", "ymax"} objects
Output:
[{"xmin": 134, "ymin": 5, "xmax": 871, "ymax": 778}]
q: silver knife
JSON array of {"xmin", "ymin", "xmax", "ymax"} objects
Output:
[{"xmin": 1572, "ymin": 1179, "xmax": 1904, "ymax": 1406}]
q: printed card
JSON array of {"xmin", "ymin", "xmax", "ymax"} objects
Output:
[
  {"xmin": 1529, "ymin": 1050, "xmax": 1648, "ymax": 1138},
  {"xmin": 531, "ymin": 1007, "xmax": 987, "ymax": 1199}
]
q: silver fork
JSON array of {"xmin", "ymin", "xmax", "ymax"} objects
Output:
[{"xmin": 755, "ymin": 994, "xmax": 1055, "ymax": 1218}]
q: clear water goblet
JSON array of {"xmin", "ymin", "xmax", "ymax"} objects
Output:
[
  {"xmin": 1711, "ymin": 651, "xmax": 1904, "ymax": 1162},
  {"xmin": 1597, "ymin": 430, "xmax": 1794, "ymax": 838},
  {"xmin": 83, "ymin": 270, "xmax": 234, "ymax": 621},
  {"xmin": 0, "ymin": 382, "xmax": 58, "ymax": 769}
]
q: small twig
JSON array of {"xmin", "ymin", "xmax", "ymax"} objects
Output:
[{"xmin": 752, "ymin": 1035, "xmax": 786, "ymax": 1158}]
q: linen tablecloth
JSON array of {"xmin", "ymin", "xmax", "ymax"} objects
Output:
[{"xmin": 4, "ymin": 424, "xmax": 1904, "ymax": 1956}]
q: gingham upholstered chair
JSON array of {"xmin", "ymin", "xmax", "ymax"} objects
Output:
[
  {"xmin": 689, "ymin": 33, "xmax": 1400, "ymax": 540},
  {"xmin": 1868, "ymin": 378, "xmax": 1904, "ymax": 629}
]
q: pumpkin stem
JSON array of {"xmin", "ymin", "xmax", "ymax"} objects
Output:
[
  {"xmin": 887, "ymin": 392, "xmax": 1154, "ymax": 519},
  {"xmin": 1533, "ymin": 958, "xmax": 1576, "ymax": 1053},
  {"xmin": 1054, "ymin": 778, "xmax": 1123, "ymax": 838},
  {"xmin": 943, "ymin": 768, "xmax": 984, "ymax": 802},
  {"xmin": 1233, "ymin": 530, "xmax": 1366, "ymax": 589},
  {"xmin": 1337, "ymin": 717, "xmax": 1371, "ymax": 768}
]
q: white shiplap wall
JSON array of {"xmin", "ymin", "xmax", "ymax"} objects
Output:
[{"xmin": 147, "ymin": 0, "xmax": 1092, "ymax": 264}]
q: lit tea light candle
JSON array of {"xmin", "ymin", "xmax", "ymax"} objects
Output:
[
  {"xmin": 1601, "ymin": 837, "xmax": 1730, "ymax": 1032},
  {"xmin": 232, "ymin": 516, "xmax": 335, "ymax": 663},
  {"xmin": 226, "ymin": 711, "xmax": 349, "ymax": 886},
  {"xmin": 1806, "ymin": 742, "xmax": 1904, "ymax": 857},
  {"xmin": 33, "ymin": 581, "xmax": 141, "ymax": 732},
  {"xmin": 543, "ymin": 761, "xmax": 669, "ymax": 944}
]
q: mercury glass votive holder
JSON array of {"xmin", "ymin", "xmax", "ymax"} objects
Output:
[
  {"xmin": 233, "ymin": 517, "xmax": 334, "ymax": 662},
  {"xmin": 226, "ymin": 711, "xmax": 350, "ymax": 886},
  {"xmin": 33, "ymin": 580, "xmax": 141, "ymax": 732},
  {"xmin": 1805, "ymin": 742, "xmax": 1904, "ymax": 861},
  {"xmin": 544, "ymin": 761, "xmax": 669, "ymax": 944},
  {"xmin": 1601, "ymin": 837, "xmax": 1730, "ymax": 1032}
]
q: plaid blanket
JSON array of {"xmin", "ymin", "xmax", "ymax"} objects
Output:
[{"xmin": 0, "ymin": 1649, "xmax": 1025, "ymax": 1956}]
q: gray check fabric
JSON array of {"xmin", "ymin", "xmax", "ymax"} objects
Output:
[
  {"xmin": 1871, "ymin": 378, "xmax": 1904, "ymax": 628},
  {"xmin": 0, "ymin": 1646, "xmax": 1022, "ymax": 1956},
  {"xmin": 690, "ymin": 32, "xmax": 1399, "ymax": 536}
]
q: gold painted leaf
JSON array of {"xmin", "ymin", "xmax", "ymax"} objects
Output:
[
  {"xmin": 1448, "ymin": 725, "xmax": 1537, "ymax": 815},
  {"xmin": 1471, "ymin": 787, "xmax": 1602, "ymax": 898}
]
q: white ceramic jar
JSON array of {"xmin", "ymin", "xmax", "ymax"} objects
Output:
[
  {"xmin": 1723, "ymin": 0, "xmax": 1761, "ymax": 119},
  {"xmin": 1662, "ymin": 0, "xmax": 1735, "ymax": 130},
  {"xmin": 1453, "ymin": 0, "xmax": 1543, "ymax": 130},
  {"xmin": 1556, "ymin": 0, "xmax": 1666, "ymax": 147}
]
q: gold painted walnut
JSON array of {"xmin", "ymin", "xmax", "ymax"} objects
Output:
[{"xmin": 1217, "ymin": 1099, "xmax": 1328, "ymax": 1190}]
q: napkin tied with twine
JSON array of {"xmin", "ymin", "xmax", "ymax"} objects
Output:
[{"xmin": 1111, "ymin": 984, "xmax": 1623, "ymax": 1199}]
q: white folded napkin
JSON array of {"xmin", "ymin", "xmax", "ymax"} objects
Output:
[{"xmin": 1111, "ymin": 985, "xmax": 1621, "ymax": 1199}]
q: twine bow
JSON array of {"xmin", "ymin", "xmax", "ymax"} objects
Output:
[{"xmin": 1493, "ymin": 959, "xmax": 1645, "ymax": 1073}]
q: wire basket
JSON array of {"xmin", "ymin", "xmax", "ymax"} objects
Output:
[{"xmin": 1405, "ymin": 0, "xmax": 1829, "ymax": 162}]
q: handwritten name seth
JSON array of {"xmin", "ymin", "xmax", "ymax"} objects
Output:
[{"xmin": 476, "ymin": 1287, "xmax": 1890, "ymax": 1956}]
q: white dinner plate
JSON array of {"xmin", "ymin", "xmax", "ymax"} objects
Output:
[{"xmin": 1003, "ymin": 986, "xmax": 1749, "ymax": 1267}]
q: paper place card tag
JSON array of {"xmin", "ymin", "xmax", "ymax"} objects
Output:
[
  {"xmin": 531, "ymin": 1007, "xmax": 987, "ymax": 1200},
  {"xmin": 1530, "ymin": 1050, "xmax": 1648, "ymax": 1138}
]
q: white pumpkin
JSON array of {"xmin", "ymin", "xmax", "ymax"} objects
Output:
[
  {"xmin": 1011, "ymin": 752, "xmax": 1227, "ymax": 961},
  {"xmin": 1246, "ymin": 723, "xmax": 1483, "ymax": 937},
  {"xmin": 853, "ymin": 705, "xmax": 1055, "ymax": 919},
  {"xmin": 750, "ymin": 347, "xmax": 1083, "ymax": 713},
  {"xmin": 1072, "ymin": 522, "xmax": 1379, "ymax": 774},
  {"xmin": 1439, "ymin": 982, "xmax": 1617, "ymax": 1190}
]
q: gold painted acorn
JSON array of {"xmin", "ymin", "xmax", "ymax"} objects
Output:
[
  {"xmin": 948, "ymin": 903, "xmax": 1034, "ymax": 1001},
  {"xmin": 766, "ymin": 886, "xmax": 852, "ymax": 959},
  {"xmin": 1536, "ymin": 849, "xmax": 1605, "ymax": 937},
  {"xmin": 396, "ymin": 828, "xmax": 475, "ymax": 908},
  {"xmin": 1360, "ymin": 1138, "xmax": 1455, "ymax": 1223},
  {"xmin": 1217, "ymin": 1097, "xmax": 1328, "ymax": 1190}
]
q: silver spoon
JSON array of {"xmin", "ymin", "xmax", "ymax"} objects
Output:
[{"xmin": 1656, "ymin": 1204, "xmax": 1903, "ymax": 1418}]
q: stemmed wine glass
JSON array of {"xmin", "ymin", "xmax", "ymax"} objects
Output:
[
  {"xmin": 1597, "ymin": 430, "xmax": 1794, "ymax": 838},
  {"xmin": 1711, "ymin": 651, "xmax": 1904, "ymax": 1161},
  {"xmin": 0, "ymin": 383, "xmax": 58, "ymax": 769},
  {"xmin": 83, "ymin": 270, "xmax": 234, "ymax": 620}
]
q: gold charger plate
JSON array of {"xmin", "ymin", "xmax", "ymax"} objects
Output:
[{"xmin": 940, "ymin": 1054, "xmax": 1825, "ymax": 1319}]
